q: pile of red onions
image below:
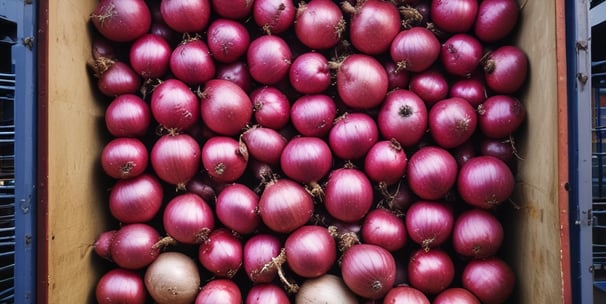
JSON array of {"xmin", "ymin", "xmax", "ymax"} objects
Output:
[{"xmin": 90, "ymin": 0, "xmax": 525, "ymax": 302}]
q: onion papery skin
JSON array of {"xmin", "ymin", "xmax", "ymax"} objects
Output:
[
  {"xmin": 211, "ymin": 0, "xmax": 254, "ymax": 19},
  {"xmin": 101, "ymin": 137, "xmax": 148, "ymax": 180},
  {"xmin": 462, "ymin": 257, "xmax": 515, "ymax": 304},
  {"xmin": 405, "ymin": 201, "xmax": 454, "ymax": 250},
  {"xmin": 144, "ymin": 251, "xmax": 201, "ymax": 304},
  {"xmin": 329, "ymin": 113, "xmax": 379, "ymax": 160},
  {"xmin": 334, "ymin": 54, "xmax": 388, "ymax": 110},
  {"xmin": 170, "ymin": 38, "xmax": 216, "ymax": 85},
  {"xmin": 280, "ymin": 136, "xmax": 333, "ymax": 186},
  {"xmin": 285, "ymin": 225, "xmax": 337, "ymax": 278},
  {"xmin": 195, "ymin": 279, "xmax": 242, "ymax": 304},
  {"xmin": 483, "ymin": 46, "xmax": 529, "ymax": 94},
  {"xmin": 449, "ymin": 76, "xmax": 487, "ymax": 108},
  {"xmin": 324, "ymin": 167, "xmax": 374, "ymax": 223},
  {"xmin": 94, "ymin": 230, "xmax": 116, "ymax": 261},
  {"xmin": 242, "ymin": 126, "xmax": 287, "ymax": 166},
  {"xmin": 295, "ymin": 0, "xmax": 344, "ymax": 50},
  {"xmin": 160, "ymin": 0, "xmax": 211, "ymax": 33},
  {"xmin": 382, "ymin": 286, "xmax": 430, "ymax": 304},
  {"xmin": 361, "ymin": 208, "xmax": 407, "ymax": 252},
  {"xmin": 340, "ymin": 244, "xmax": 396, "ymax": 299},
  {"xmin": 245, "ymin": 284, "xmax": 290, "ymax": 304},
  {"xmin": 250, "ymin": 86, "xmax": 291, "ymax": 130},
  {"xmin": 200, "ymin": 79, "xmax": 253, "ymax": 136},
  {"xmin": 430, "ymin": 0, "xmax": 479, "ymax": 34},
  {"xmin": 477, "ymin": 95, "xmax": 526, "ymax": 139},
  {"xmin": 390, "ymin": 27, "xmax": 441, "ymax": 73},
  {"xmin": 201, "ymin": 136, "xmax": 248, "ymax": 183},
  {"xmin": 90, "ymin": 0, "xmax": 151, "ymax": 42},
  {"xmin": 150, "ymin": 133, "xmax": 200, "ymax": 188},
  {"xmin": 409, "ymin": 69, "xmax": 449, "ymax": 107},
  {"xmin": 289, "ymin": 52, "xmax": 331, "ymax": 94},
  {"xmin": 364, "ymin": 139, "xmax": 408, "ymax": 186},
  {"xmin": 105, "ymin": 94, "xmax": 151, "ymax": 138},
  {"xmin": 110, "ymin": 223, "xmax": 161, "ymax": 270},
  {"xmin": 434, "ymin": 288, "xmax": 481, "ymax": 304},
  {"xmin": 440, "ymin": 33, "xmax": 484, "ymax": 78},
  {"xmin": 109, "ymin": 173, "xmax": 163, "ymax": 224},
  {"xmin": 215, "ymin": 183, "xmax": 260, "ymax": 235},
  {"xmin": 290, "ymin": 94, "xmax": 337, "ymax": 137},
  {"xmin": 295, "ymin": 274, "xmax": 358, "ymax": 304},
  {"xmin": 252, "ymin": 0, "xmax": 296, "ymax": 34},
  {"xmin": 163, "ymin": 193, "xmax": 215, "ymax": 244},
  {"xmin": 215, "ymin": 60, "xmax": 254, "ymax": 92},
  {"xmin": 97, "ymin": 61, "xmax": 141, "ymax": 97},
  {"xmin": 198, "ymin": 228, "xmax": 243, "ymax": 278},
  {"xmin": 129, "ymin": 34, "xmax": 171, "ymax": 79},
  {"xmin": 258, "ymin": 178, "xmax": 315, "ymax": 233},
  {"xmin": 474, "ymin": 0, "xmax": 520, "ymax": 43},
  {"xmin": 96, "ymin": 268, "xmax": 146, "ymax": 304},
  {"xmin": 457, "ymin": 155, "xmax": 515, "ymax": 209},
  {"xmin": 428, "ymin": 97, "xmax": 478, "ymax": 149},
  {"xmin": 243, "ymin": 234, "xmax": 282, "ymax": 283},
  {"xmin": 406, "ymin": 146, "xmax": 458, "ymax": 200},
  {"xmin": 407, "ymin": 248, "xmax": 455, "ymax": 295},
  {"xmin": 377, "ymin": 89, "xmax": 428, "ymax": 148},
  {"xmin": 453, "ymin": 208, "xmax": 504, "ymax": 258},
  {"xmin": 150, "ymin": 79, "xmax": 200, "ymax": 132},
  {"xmin": 345, "ymin": 0, "xmax": 401, "ymax": 55},
  {"xmin": 207, "ymin": 18, "xmax": 250, "ymax": 63},
  {"xmin": 247, "ymin": 35, "xmax": 292, "ymax": 85}
]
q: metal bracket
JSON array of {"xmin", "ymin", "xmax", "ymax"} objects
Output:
[{"xmin": 22, "ymin": 36, "xmax": 34, "ymax": 50}]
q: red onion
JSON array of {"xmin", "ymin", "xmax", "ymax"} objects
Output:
[
  {"xmin": 250, "ymin": 86, "xmax": 291, "ymax": 130},
  {"xmin": 259, "ymin": 178, "xmax": 314, "ymax": 233},
  {"xmin": 245, "ymin": 284, "xmax": 290, "ymax": 304},
  {"xmin": 242, "ymin": 126, "xmax": 287, "ymax": 166},
  {"xmin": 206, "ymin": 18, "xmax": 251, "ymax": 63},
  {"xmin": 342, "ymin": 0, "xmax": 400, "ymax": 55},
  {"xmin": 170, "ymin": 38, "xmax": 215, "ymax": 85},
  {"xmin": 434, "ymin": 288, "xmax": 481, "ymax": 304},
  {"xmin": 95, "ymin": 60, "xmax": 141, "ymax": 97},
  {"xmin": 361, "ymin": 208, "xmax": 406, "ymax": 252},
  {"xmin": 430, "ymin": 0, "xmax": 478, "ymax": 33},
  {"xmin": 290, "ymin": 94, "xmax": 337, "ymax": 137},
  {"xmin": 428, "ymin": 97, "xmax": 478, "ymax": 149},
  {"xmin": 110, "ymin": 223, "xmax": 161, "ymax": 270},
  {"xmin": 96, "ymin": 268, "xmax": 146, "ymax": 304},
  {"xmin": 150, "ymin": 134, "xmax": 200, "ymax": 189},
  {"xmin": 129, "ymin": 34, "xmax": 171, "ymax": 79},
  {"xmin": 252, "ymin": 0, "xmax": 295, "ymax": 34},
  {"xmin": 200, "ymin": 79, "xmax": 253, "ymax": 136},
  {"xmin": 462, "ymin": 257, "xmax": 515, "ymax": 304},
  {"xmin": 211, "ymin": 0, "xmax": 254, "ymax": 19},
  {"xmin": 483, "ymin": 45, "xmax": 529, "ymax": 94},
  {"xmin": 377, "ymin": 89, "xmax": 428, "ymax": 148},
  {"xmin": 449, "ymin": 76, "xmax": 487, "ymax": 108},
  {"xmin": 382, "ymin": 286, "xmax": 430, "ymax": 304},
  {"xmin": 406, "ymin": 146, "xmax": 458, "ymax": 200},
  {"xmin": 289, "ymin": 52, "xmax": 331, "ymax": 94},
  {"xmin": 383, "ymin": 59, "xmax": 410, "ymax": 90},
  {"xmin": 105, "ymin": 94, "xmax": 151, "ymax": 138},
  {"xmin": 390, "ymin": 27, "xmax": 441, "ymax": 73},
  {"xmin": 453, "ymin": 208, "xmax": 504, "ymax": 258},
  {"xmin": 364, "ymin": 139, "xmax": 408, "ymax": 186},
  {"xmin": 90, "ymin": 0, "xmax": 151, "ymax": 42},
  {"xmin": 440, "ymin": 34, "xmax": 483, "ymax": 78},
  {"xmin": 406, "ymin": 201, "xmax": 454, "ymax": 250},
  {"xmin": 453, "ymin": 139, "xmax": 478, "ymax": 167},
  {"xmin": 477, "ymin": 95, "xmax": 526, "ymax": 139},
  {"xmin": 408, "ymin": 248, "xmax": 455, "ymax": 295},
  {"xmin": 480, "ymin": 137, "xmax": 515, "ymax": 162},
  {"xmin": 195, "ymin": 279, "xmax": 242, "ymax": 304},
  {"xmin": 243, "ymin": 234, "xmax": 282, "ymax": 283},
  {"xmin": 91, "ymin": 34, "xmax": 121, "ymax": 60},
  {"xmin": 201, "ymin": 136, "xmax": 248, "ymax": 183},
  {"xmin": 94, "ymin": 230, "xmax": 116, "ymax": 261},
  {"xmin": 247, "ymin": 35, "xmax": 292, "ymax": 85},
  {"xmin": 148, "ymin": 2, "xmax": 179, "ymax": 46},
  {"xmin": 474, "ymin": 0, "xmax": 520, "ymax": 43},
  {"xmin": 145, "ymin": 251, "xmax": 201, "ymax": 304},
  {"xmin": 163, "ymin": 193, "xmax": 215, "ymax": 244},
  {"xmin": 409, "ymin": 69, "xmax": 449, "ymax": 107},
  {"xmin": 285, "ymin": 225, "xmax": 337, "ymax": 278},
  {"xmin": 101, "ymin": 137, "xmax": 148, "ymax": 179},
  {"xmin": 215, "ymin": 61, "xmax": 253, "ymax": 92},
  {"xmin": 382, "ymin": 179, "xmax": 416, "ymax": 212},
  {"xmin": 341, "ymin": 244, "xmax": 396, "ymax": 299},
  {"xmin": 215, "ymin": 183, "xmax": 260, "ymax": 235},
  {"xmin": 333, "ymin": 54, "xmax": 388, "ymax": 110},
  {"xmin": 280, "ymin": 136, "xmax": 333, "ymax": 189},
  {"xmin": 151, "ymin": 79, "xmax": 200, "ymax": 133},
  {"xmin": 457, "ymin": 155, "xmax": 515, "ymax": 209},
  {"xmin": 295, "ymin": 0, "xmax": 344, "ymax": 49},
  {"xmin": 324, "ymin": 167, "xmax": 373, "ymax": 223},
  {"xmin": 109, "ymin": 173, "xmax": 163, "ymax": 224},
  {"xmin": 296, "ymin": 274, "xmax": 358, "ymax": 304},
  {"xmin": 198, "ymin": 228, "xmax": 243, "ymax": 278},
  {"xmin": 185, "ymin": 173, "xmax": 217, "ymax": 203},
  {"xmin": 160, "ymin": 0, "xmax": 211, "ymax": 33},
  {"xmin": 329, "ymin": 113, "xmax": 379, "ymax": 160}
]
